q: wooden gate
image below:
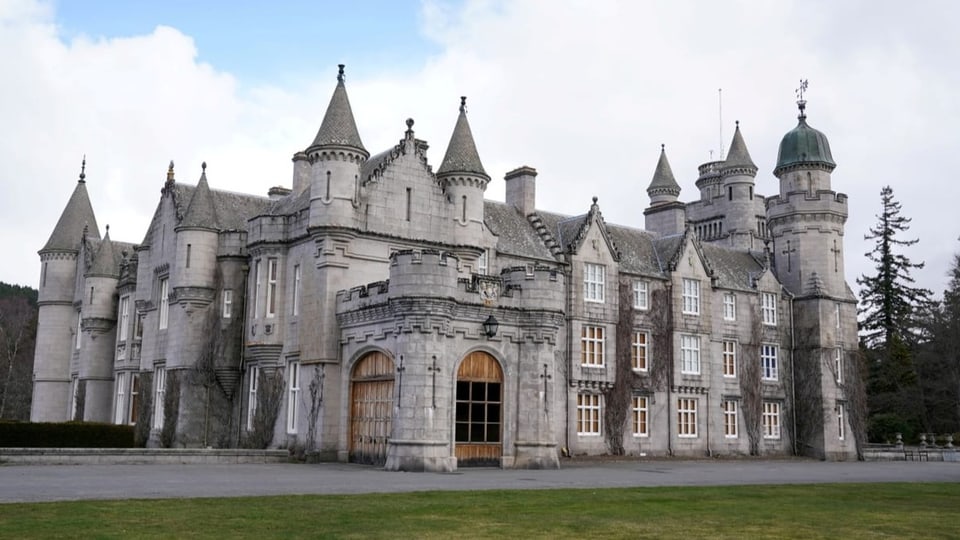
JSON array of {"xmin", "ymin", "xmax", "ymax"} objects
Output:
[
  {"xmin": 349, "ymin": 351, "xmax": 395, "ymax": 466},
  {"xmin": 455, "ymin": 351, "xmax": 503, "ymax": 467}
]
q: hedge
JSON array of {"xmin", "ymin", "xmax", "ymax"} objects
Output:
[{"xmin": 0, "ymin": 421, "xmax": 135, "ymax": 448}]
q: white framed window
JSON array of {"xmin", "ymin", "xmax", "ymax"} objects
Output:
[
  {"xmin": 723, "ymin": 293, "xmax": 736, "ymax": 321},
  {"xmin": 577, "ymin": 393, "xmax": 601, "ymax": 435},
  {"xmin": 581, "ymin": 325, "xmax": 605, "ymax": 367},
  {"xmin": 682, "ymin": 279, "xmax": 700, "ymax": 315},
  {"xmin": 837, "ymin": 404, "xmax": 846, "ymax": 440},
  {"xmin": 292, "ymin": 264, "xmax": 301, "ymax": 316},
  {"xmin": 632, "ymin": 396, "xmax": 649, "ymax": 437},
  {"xmin": 835, "ymin": 348, "xmax": 843, "ymax": 384},
  {"xmin": 76, "ymin": 314, "xmax": 82, "ymax": 350},
  {"xmin": 286, "ymin": 361, "xmax": 300, "ymax": 434},
  {"xmin": 69, "ymin": 376, "xmax": 79, "ymax": 420},
  {"xmin": 633, "ymin": 280, "xmax": 649, "ymax": 310},
  {"xmin": 114, "ymin": 372, "xmax": 127, "ymax": 425},
  {"xmin": 134, "ymin": 312, "xmax": 143, "ymax": 340},
  {"xmin": 632, "ymin": 331, "xmax": 649, "ymax": 371},
  {"xmin": 680, "ymin": 334, "xmax": 701, "ymax": 375},
  {"xmin": 118, "ymin": 295, "xmax": 130, "ymax": 343},
  {"xmin": 761, "ymin": 292, "xmax": 777, "ymax": 326},
  {"xmin": 127, "ymin": 373, "xmax": 140, "ymax": 425},
  {"xmin": 266, "ymin": 258, "xmax": 278, "ymax": 318},
  {"xmin": 723, "ymin": 400, "xmax": 738, "ymax": 438},
  {"xmin": 722, "ymin": 341, "xmax": 737, "ymax": 378},
  {"xmin": 158, "ymin": 278, "xmax": 169, "ymax": 330},
  {"xmin": 762, "ymin": 401, "xmax": 781, "ymax": 439},
  {"xmin": 222, "ymin": 289, "xmax": 233, "ymax": 319},
  {"xmin": 583, "ymin": 263, "xmax": 605, "ymax": 303},
  {"xmin": 677, "ymin": 398, "xmax": 698, "ymax": 438},
  {"xmin": 153, "ymin": 367, "xmax": 166, "ymax": 430},
  {"xmin": 247, "ymin": 365, "xmax": 260, "ymax": 431},
  {"xmin": 253, "ymin": 260, "xmax": 262, "ymax": 317},
  {"xmin": 761, "ymin": 344, "xmax": 778, "ymax": 381},
  {"xmin": 478, "ymin": 250, "xmax": 488, "ymax": 276},
  {"xmin": 835, "ymin": 303, "xmax": 841, "ymax": 329}
]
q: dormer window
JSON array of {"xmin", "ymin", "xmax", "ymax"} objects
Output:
[{"xmin": 584, "ymin": 263, "xmax": 605, "ymax": 303}]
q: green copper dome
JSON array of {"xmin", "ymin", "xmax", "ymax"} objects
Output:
[{"xmin": 774, "ymin": 104, "xmax": 836, "ymax": 175}]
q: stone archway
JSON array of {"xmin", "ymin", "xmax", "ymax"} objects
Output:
[
  {"xmin": 455, "ymin": 351, "xmax": 503, "ymax": 467},
  {"xmin": 349, "ymin": 351, "xmax": 395, "ymax": 466}
]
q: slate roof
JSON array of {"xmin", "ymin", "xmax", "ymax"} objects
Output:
[
  {"xmin": 483, "ymin": 201, "xmax": 555, "ymax": 261},
  {"xmin": 700, "ymin": 243, "xmax": 766, "ymax": 291},
  {"xmin": 647, "ymin": 147, "xmax": 681, "ymax": 194},
  {"xmin": 179, "ymin": 169, "xmax": 219, "ymax": 229},
  {"xmin": 86, "ymin": 235, "xmax": 136, "ymax": 278},
  {"xmin": 437, "ymin": 98, "xmax": 488, "ymax": 178},
  {"xmin": 723, "ymin": 123, "xmax": 757, "ymax": 171},
  {"xmin": 43, "ymin": 178, "xmax": 100, "ymax": 252},
  {"xmin": 308, "ymin": 66, "xmax": 366, "ymax": 154},
  {"xmin": 169, "ymin": 183, "xmax": 270, "ymax": 232}
]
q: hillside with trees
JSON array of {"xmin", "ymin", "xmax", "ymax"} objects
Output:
[{"xmin": 0, "ymin": 281, "xmax": 37, "ymax": 420}]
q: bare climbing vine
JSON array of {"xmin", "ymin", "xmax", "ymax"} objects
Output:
[{"xmin": 604, "ymin": 279, "xmax": 635, "ymax": 455}]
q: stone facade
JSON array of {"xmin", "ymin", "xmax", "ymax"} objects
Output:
[{"xmin": 31, "ymin": 67, "xmax": 859, "ymax": 469}]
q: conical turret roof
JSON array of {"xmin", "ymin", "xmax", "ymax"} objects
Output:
[
  {"xmin": 437, "ymin": 97, "xmax": 489, "ymax": 179},
  {"xmin": 179, "ymin": 163, "xmax": 219, "ymax": 229},
  {"xmin": 88, "ymin": 227, "xmax": 120, "ymax": 278},
  {"xmin": 42, "ymin": 159, "xmax": 101, "ymax": 252},
  {"xmin": 647, "ymin": 145, "xmax": 681, "ymax": 195},
  {"xmin": 723, "ymin": 122, "xmax": 757, "ymax": 171},
  {"xmin": 307, "ymin": 64, "xmax": 367, "ymax": 155}
]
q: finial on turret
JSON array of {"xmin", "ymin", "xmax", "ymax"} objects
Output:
[
  {"xmin": 661, "ymin": 143, "xmax": 665, "ymax": 152},
  {"xmin": 201, "ymin": 161, "xmax": 207, "ymax": 172},
  {"xmin": 79, "ymin": 155, "xmax": 86, "ymax": 183},
  {"xmin": 105, "ymin": 224, "xmax": 110, "ymax": 235},
  {"xmin": 460, "ymin": 96, "xmax": 467, "ymax": 114},
  {"xmin": 796, "ymin": 78, "xmax": 808, "ymax": 120},
  {"xmin": 337, "ymin": 64, "xmax": 345, "ymax": 83},
  {"xmin": 167, "ymin": 160, "xmax": 175, "ymax": 182},
  {"xmin": 592, "ymin": 196, "xmax": 598, "ymax": 204},
  {"xmin": 735, "ymin": 120, "xmax": 740, "ymax": 129}
]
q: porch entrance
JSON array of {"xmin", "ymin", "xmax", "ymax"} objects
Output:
[
  {"xmin": 349, "ymin": 351, "xmax": 395, "ymax": 466},
  {"xmin": 455, "ymin": 351, "xmax": 503, "ymax": 467}
]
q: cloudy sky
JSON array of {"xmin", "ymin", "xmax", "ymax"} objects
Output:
[{"xmin": 2, "ymin": 0, "xmax": 958, "ymax": 300}]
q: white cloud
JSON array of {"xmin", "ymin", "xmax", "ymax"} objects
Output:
[{"xmin": 1, "ymin": 0, "xmax": 957, "ymax": 300}]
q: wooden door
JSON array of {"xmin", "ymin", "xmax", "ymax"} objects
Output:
[
  {"xmin": 455, "ymin": 351, "xmax": 503, "ymax": 467},
  {"xmin": 350, "ymin": 352, "xmax": 395, "ymax": 466}
]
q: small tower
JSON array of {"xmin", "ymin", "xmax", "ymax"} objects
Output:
[
  {"xmin": 644, "ymin": 145, "xmax": 685, "ymax": 236},
  {"xmin": 437, "ymin": 96, "xmax": 490, "ymax": 247},
  {"xmin": 78, "ymin": 226, "xmax": 121, "ymax": 421},
  {"xmin": 31, "ymin": 158, "xmax": 101, "ymax": 422},
  {"xmin": 307, "ymin": 64, "xmax": 369, "ymax": 228},
  {"xmin": 720, "ymin": 122, "xmax": 760, "ymax": 249}
]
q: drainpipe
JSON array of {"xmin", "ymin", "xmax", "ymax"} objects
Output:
[
  {"xmin": 789, "ymin": 292, "xmax": 797, "ymax": 456},
  {"xmin": 563, "ymin": 263, "xmax": 573, "ymax": 457},
  {"xmin": 705, "ymin": 389, "xmax": 711, "ymax": 457}
]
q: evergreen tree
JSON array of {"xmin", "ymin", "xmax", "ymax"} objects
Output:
[{"xmin": 857, "ymin": 185, "xmax": 932, "ymax": 348}]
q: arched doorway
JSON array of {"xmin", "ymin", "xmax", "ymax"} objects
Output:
[
  {"xmin": 455, "ymin": 351, "xmax": 503, "ymax": 467},
  {"xmin": 349, "ymin": 351, "xmax": 395, "ymax": 465}
]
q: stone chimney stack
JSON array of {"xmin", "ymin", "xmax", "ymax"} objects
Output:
[{"xmin": 504, "ymin": 166, "xmax": 538, "ymax": 216}]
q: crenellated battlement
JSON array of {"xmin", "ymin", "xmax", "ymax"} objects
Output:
[{"xmin": 767, "ymin": 189, "xmax": 848, "ymax": 222}]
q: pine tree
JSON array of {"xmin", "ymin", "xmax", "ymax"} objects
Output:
[{"xmin": 857, "ymin": 185, "xmax": 932, "ymax": 348}]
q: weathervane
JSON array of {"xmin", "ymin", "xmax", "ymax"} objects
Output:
[{"xmin": 795, "ymin": 79, "xmax": 809, "ymax": 119}]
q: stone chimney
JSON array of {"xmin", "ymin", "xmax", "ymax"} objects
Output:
[
  {"xmin": 268, "ymin": 186, "xmax": 292, "ymax": 200},
  {"xmin": 504, "ymin": 166, "xmax": 537, "ymax": 216}
]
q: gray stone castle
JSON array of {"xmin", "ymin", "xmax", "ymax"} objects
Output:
[{"xmin": 31, "ymin": 65, "xmax": 859, "ymax": 469}]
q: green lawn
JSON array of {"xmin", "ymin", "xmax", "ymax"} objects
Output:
[{"xmin": 0, "ymin": 483, "xmax": 957, "ymax": 539}]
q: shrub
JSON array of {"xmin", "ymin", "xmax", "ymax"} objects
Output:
[{"xmin": 0, "ymin": 420, "xmax": 134, "ymax": 448}]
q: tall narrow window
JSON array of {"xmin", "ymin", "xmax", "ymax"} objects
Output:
[
  {"xmin": 677, "ymin": 398, "xmax": 698, "ymax": 437},
  {"xmin": 405, "ymin": 188, "xmax": 412, "ymax": 221},
  {"xmin": 632, "ymin": 331, "xmax": 649, "ymax": 371},
  {"xmin": 835, "ymin": 303, "xmax": 841, "ymax": 329},
  {"xmin": 763, "ymin": 401, "xmax": 781, "ymax": 439},
  {"xmin": 158, "ymin": 278, "xmax": 169, "ymax": 330},
  {"xmin": 835, "ymin": 348, "xmax": 843, "ymax": 384},
  {"xmin": 128, "ymin": 374, "xmax": 140, "ymax": 425},
  {"xmin": 89, "ymin": 286, "xmax": 94, "ymax": 305},
  {"xmin": 42, "ymin": 262, "xmax": 47, "ymax": 287},
  {"xmin": 247, "ymin": 366, "xmax": 260, "ymax": 431},
  {"xmin": 76, "ymin": 315, "xmax": 82, "ymax": 349},
  {"xmin": 680, "ymin": 334, "xmax": 701, "ymax": 374},
  {"xmin": 583, "ymin": 263, "xmax": 605, "ymax": 302},
  {"xmin": 838, "ymin": 404, "xmax": 846, "ymax": 440},
  {"xmin": 682, "ymin": 279, "xmax": 700, "ymax": 315},
  {"xmin": 118, "ymin": 296, "xmax": 130, "ymax": 343},
  {"xmin": 581, "ymin": 325, "xmax": 605, "ymax": 367},
  {"xmin": 266, "ymin": 258, "xmax": 278, "ymax": 318},
  {"xmin": 761, "ymin": 344, "xmax": 778, "ymax": 381},
  {"xmin": 462, "ymin": 195, "xmax": 467, "ymax": 222},
  {"xmin": 632, "ymin": 396, "xmax": 649, "ymax": 437},
  {"xmin": 153, "ymin": 367, "xmax": 166, "ymax": 430},
  {"xmin": 633, "ymin": 280, "xmax": 649, "ymax": 310},
  {"xmin": 286, "ymin": 361, "xmax": 300, "ymax": 434},
  {"xmin": 253, "ymin": 260, "xmax": 262, "ymax": 318},
  {"xmin": 114, "ymin": 372, "xmax": 127, "ymax": 424},
  {"xmin": 477, "ymin": 251, "xmax": 488, "ymax": 275},
  {"xmin": 292, "ymin": 264, "xmax": 301, "ymax": 316},
  {"xmin": 69, "ymin": 377, "xmax": 79, "ymax": 420},
  {"xmin": 134, "ymin": 312, "xmax": 144, "ymax": 340},
  {"xmin": 325, "ymin": 171, "xmax": 331, "ymax": 200},
  {"xmin": 577, "ymin": 393, "xmax": 601, "ymax": 435},
  {"xmin": 722, "ymin": 340, "xmax": 737, "ymax": 377},
  {"xmin": 723, "ymin": 293, "xmax": 736, "ymax": 321},
  {"xmin": 222, "ymin": 290, "xmax": 233, "ymax": 319},
  {"xmin": 761, "ymin": 292, "xmax": 778, "ymax": 326},
  {"xmin": 723, "ymin": 400, "xmax": 738, "ymax": 438},
  {"xmin": 185, "ymin": 244, "xmax": 192, "ymax": 268}
]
